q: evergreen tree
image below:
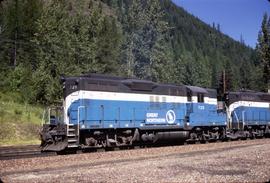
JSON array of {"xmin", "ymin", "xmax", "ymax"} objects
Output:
[
  {"xmin": 119, "ymin": 0, "xmax": 173, "ymax": 82},
  {"xmin": 32, "ymin": 0, "xmax": 122, "ymax": 103},
  {"xmin": 147, "ymin": 0, "xmax": 174, "ymax": 82},
  {"xmin": 256, "ymin": 13, "xmax": 270, "ymax": 92},
  {"xmin": 177, "ymin": 52, "xmax": 199, "ymax": 86},
  {"xmin": 239, "ymin": 61, "xmax": 252, "ymax": 89},
  {"xmin": 0, "ymin": 0, "xmax": 42, "ymax": 101}
]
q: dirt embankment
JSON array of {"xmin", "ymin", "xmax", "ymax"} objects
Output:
[{"xmin": 0, "ymin": 92, "xmax": 43, "ymax": 146}]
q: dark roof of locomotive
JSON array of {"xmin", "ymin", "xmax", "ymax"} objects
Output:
[
  {"xmin": 81, "ymin": 73, "xmax": 126, "ymax": 80},
  {"xmin": 186, "ymin": 86, "xmax": 208, "ymax": 94},
  {"xmin": 228, "ymin": 90, "xmax": 270, "ymax": 103},
  {"xmin": 63, "ymin": 74, "xmax": 217, "ymax": 99}
]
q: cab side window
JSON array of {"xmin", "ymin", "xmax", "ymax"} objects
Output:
[
  {"xmin": 187, "ymin": 90, "xmax": 192, "ymax": 102},
  {"xmin": 197, "ymin": 93, "xmax": 204, "ymax": 103}
]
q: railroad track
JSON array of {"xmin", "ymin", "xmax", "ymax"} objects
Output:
[
  {"xmin": 0, "ymin": 142, "xmax": 214, "ymax": 160},
  {"xmin": 0, "ymin": 137, "xmax": 267, "ymax": 160},
  {"xmin": 0, "ymin": 145, "xmax": 56, "ymax": 160}
]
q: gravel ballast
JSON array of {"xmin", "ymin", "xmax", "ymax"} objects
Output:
[{"xmin": 1, "ymin": 139, "xmax": 270, "ymax": 182}]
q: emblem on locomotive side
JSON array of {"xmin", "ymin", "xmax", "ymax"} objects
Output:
[{"xmin": 166, "ymin": 110, "xmax": 176, "ymax": 124}]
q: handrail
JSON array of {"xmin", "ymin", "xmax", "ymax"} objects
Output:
[
  {"xmin": 77, "ymin": 106, "xmax": 86, "ymax": 143},
  {"xmin": 224, "ymin": 103, "xmax": 231, "ymax": 129},
  {"xmin": 233, "ymin": 111, "xmax": 240, "ymax": 129},
  {"xmin": 41, "ymin": 109, "xmax": 46, "ymax": 125},
  {"xmin": 48, "ymin": 108, "xmax": 51, "ymax": 125},
  {"xmin": 242, "ymin": 111, "xmax": 245, "ymax": 130}
]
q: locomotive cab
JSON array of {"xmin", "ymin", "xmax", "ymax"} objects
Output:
[
  {"xmin": 40, "ymin": 105, "xmax": 69, "ymax": 152},
  {"xmin": 185, "ymin": 86, "xmax": 227, "ymax": 141},
  {"xmin": 49, "ymin": 106, "xmax": 64, "ymax": 125}
]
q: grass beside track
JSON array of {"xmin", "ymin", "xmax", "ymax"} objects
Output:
[{"xmin": 0, "ymin": 92, "xmax": 43, "ymax": 146}]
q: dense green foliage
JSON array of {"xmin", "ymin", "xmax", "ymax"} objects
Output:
[
  {"xmin": 0, "ymin": 0, "xmax": 266, "ymax": 104},
  {"xmin": 256, "ymin": 13, "xmax": 270, "ymax": 92},
  {"xmin": 0, "ymin": 0, "xmax": 122, "ymax": 103}
]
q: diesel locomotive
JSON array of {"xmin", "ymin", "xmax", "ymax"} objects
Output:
[{"xmin": 40, "ymin": 74, "xmax": 270, "ymax": 152}]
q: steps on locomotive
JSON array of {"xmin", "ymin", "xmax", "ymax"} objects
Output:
[{"xmin": 67, "ymin": 124, "xmax": 79, "ymax": 148}]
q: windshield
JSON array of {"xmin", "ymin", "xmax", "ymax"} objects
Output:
[{"xmin": 48, "ymin": 106, "xmax": 64, "ymax": 125}]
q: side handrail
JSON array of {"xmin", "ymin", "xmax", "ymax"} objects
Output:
[
  {"xmin": 242, "ymin": 111, "xmax": 245, "ymax": 130},
  {"xmin": 224, "ymin": 103, "xmax": 231, "ymax": 129},
  {"xmin": 77, "ymin": 106, "xmax": 86, "ymax": 142},
  {"xmin": 233, "ymin": 111, "xmax": 240, "ymax": 129},
  {"xmin": 48, "ymin": 107, "xmax": 51, "ymax": 125}
]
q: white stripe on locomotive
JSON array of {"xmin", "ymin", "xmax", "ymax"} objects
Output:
[
  {"xmin": 64, "ymin": 90, "xmax": 218, "ymax": 124},
  {"xmin": 227, "ymin": 100, "xmax": 270, "ymax": 124}
]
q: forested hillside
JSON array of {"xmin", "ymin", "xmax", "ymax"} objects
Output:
[{"xmin": 0, "ymin": 0, "xmax": 265, "ymax": 104}]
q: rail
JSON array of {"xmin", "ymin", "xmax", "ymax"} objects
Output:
[{"xmin": 0, "ymin": 145, "xmax": 55, "ymax": 160}]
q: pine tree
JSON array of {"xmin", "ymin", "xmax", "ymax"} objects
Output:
[
  {"xmin": 120, "ymin": 0, "xmax": 173, "ymax": 81},
  {"xmin": 239, "ymin": 61, "xmax": 252, "ymax": 89},
  {"xmin": 0, "ymin": 0, "xmax": 42, "ymax": 101},
  {"xmin": 147, "ymin": 0, "xmax": 174, "ymax": 82},
  {"xmin": 256, "ymin": 13, "xmax": 270, "ymax": 91},
  {"xmin": 176, "ymin": 52, "xmax": 199, "ymax": 86},
  {"xmin": 120, "ymin": 0, "xmax": 144, "ymax": 78},
  {"xmin": 32, "ymin": 0, "xmax": 122, "ymax": 103}
]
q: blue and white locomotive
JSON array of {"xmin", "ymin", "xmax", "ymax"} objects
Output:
[
  {"xmin": 226, "ymin": 91, "xmax": 270, "ymax": 138},
  {"xmin": 40, "ymin": 74, "xmax": 270, "ymax": 152}
]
